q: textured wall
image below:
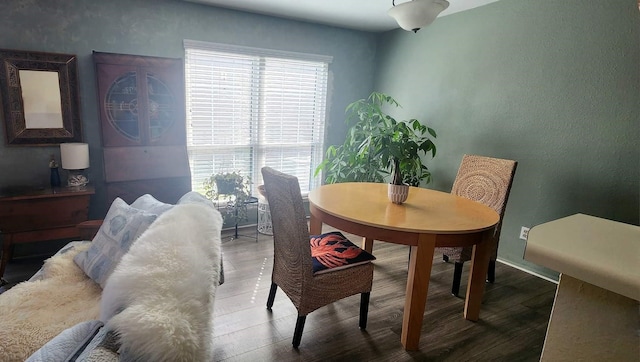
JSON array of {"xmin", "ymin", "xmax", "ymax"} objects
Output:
[
  {"xmin": 0, "ymin": 0, "xmax": 378, "ymax": 218},
  {"xmin": 375, "ymin": 0, "xmax": 640, "ymax": 279},
  {"xmin": 3, "ymin": 0, "xmax": 638, "ymax": 278}
]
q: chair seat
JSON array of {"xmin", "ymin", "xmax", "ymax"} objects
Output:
[{"xmin": 310, "ymin": 232, "xmax": 376, "ymax": 275}]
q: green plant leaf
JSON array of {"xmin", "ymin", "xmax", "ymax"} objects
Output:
[{"xmin": 314, "ymin": 91, "xmax": 437, "ymax": 186}]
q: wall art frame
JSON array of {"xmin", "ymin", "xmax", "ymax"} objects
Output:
[{"xmin": 0, "ymin": 49, "xmax": 82, "ymax": 146}]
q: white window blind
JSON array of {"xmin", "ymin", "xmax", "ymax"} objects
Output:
[{"xmin": 184, "ymin": 40, "xmax": 331, "ymax": 196}]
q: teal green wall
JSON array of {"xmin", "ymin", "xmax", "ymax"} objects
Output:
[
  {"xmin": 374, "ymin": 0, "xmax": 640, "ymax": 279},
  {"xmin": 0, "ymin": 0, "xmax": 377, "ymax": 256},
  {"xmin": 0, "ymin": 0, "xmax": 377, "ymax": 219},
  {"xmin": 2, "ymin": 0, "xmax": 638, "ymax": 279}
]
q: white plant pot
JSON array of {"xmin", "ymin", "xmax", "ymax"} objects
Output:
[{"xmin": 388, "ymin": 183, "xmax": 409, "ymax": 204}]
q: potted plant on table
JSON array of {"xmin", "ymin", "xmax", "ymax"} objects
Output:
[
  {"xmin": 203, "ymin": 171, "xmax": 252, "ymax": 225},
  {"xmin": 315, "ymin": 91, "xmax": 437, "ymax": 204}
]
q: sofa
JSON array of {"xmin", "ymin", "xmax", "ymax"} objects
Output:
[{"xmin": 0, "ymin": 191, "xmax": 223, "ymax": 361}]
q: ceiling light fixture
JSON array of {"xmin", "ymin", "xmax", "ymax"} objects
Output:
[{"xmin": 388, "ymin": 0, "xmax": 450, "ymax": 33}]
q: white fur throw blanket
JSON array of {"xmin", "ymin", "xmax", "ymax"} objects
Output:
[
  {"xmin": 0, "ymin": 242, "xmax": 101, "ymax": 362},
  {"xmin": 100, "ymin": 203, "xmax": 223, "ymax": 362}
]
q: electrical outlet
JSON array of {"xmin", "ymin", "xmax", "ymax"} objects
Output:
[{"xmin": 519, "ymin": 226, "xmax": 530, "ymax": 240}]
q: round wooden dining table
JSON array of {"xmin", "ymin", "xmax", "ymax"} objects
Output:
[{"xmin": 308, "ymin": 182, "xmax": 500, "ymax": 351}]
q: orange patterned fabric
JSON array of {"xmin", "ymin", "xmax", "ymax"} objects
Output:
[{"xmin": 310, "ymin": 232, "xmax": 375, "ymax": 275}]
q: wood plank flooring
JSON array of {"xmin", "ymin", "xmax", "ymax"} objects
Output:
[
  {"xmin": 214, "ymin": 227, "xmax": 555, "ymax": 361},
  {"xmin": 1, "ymin": 226, "xmax": 556, "ymax": 361}
]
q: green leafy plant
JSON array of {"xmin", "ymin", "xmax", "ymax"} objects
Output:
[
  {"xmin": 203, "ymin": 171, "xmax": 252, "ymax": 224},
  {"xmin": 315, "ymin": 92, "xmax": 437, "ymax": 186}
]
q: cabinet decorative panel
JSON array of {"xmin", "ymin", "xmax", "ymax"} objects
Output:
[
  {"xmin": 94, "ymin": 52, "xmax": 185, "ymax": 147},
  {"xmin": 93, "ymin": 52, "xmax": 191, "ymax": 206}
]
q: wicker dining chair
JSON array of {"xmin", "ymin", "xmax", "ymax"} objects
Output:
[
  {"xmin": 438, "ymin": 154, "xmax": 517, "ymax": 297},
  {"xmin": 261, "ymin": 167, "xmax": 375, "ymax": 348}
]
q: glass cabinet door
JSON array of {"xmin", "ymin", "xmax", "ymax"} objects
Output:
[
  {"xmin": 105, "ymin": 71, "xmax": 140, "ymax": 142},
  {"xmin": 94, "ymin": 52, "xmax": 185, "ymax": 147},
  {"xmin": 146, "ymin": 72, "xmax": 176, "ymax": 142}
]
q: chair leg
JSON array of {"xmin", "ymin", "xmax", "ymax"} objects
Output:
[
  {"xmin": 292, "ymin": 315, "xmax": 307, "ymax": 348},
  {"xmin": 266, "ymin": 282, "xmax": 277, "ymax": 310},
  {"xmin": 487, "ymin": 260, "xmax": 496, "ymax": 283},
  {"xmin": 452, "ymin": 262, "xmax": 463, "ymax": 297},
  {"xmin": 359, "ymin": 292, "xmax": 371, "ymax": 329}
]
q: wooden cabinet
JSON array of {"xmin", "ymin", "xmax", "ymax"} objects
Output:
[
  {"xmin": 0, "ymin": 186, "xmax": 94, "ymax": 284},
  {"xmin": 93, "ymin": 51, "xmax": 185, "ymax": 147},
  {"xmin": 93, "ymin": 52, "xmax": 191, "ymax": 205}
]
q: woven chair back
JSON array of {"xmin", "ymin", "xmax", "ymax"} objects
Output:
[
  {"xmin": 261, "ymin": 167, "xmax": 313, "ymax": 303},
  {"xmin": 451, "ymin": 154, "xmax": 517, "ymax": 243}
]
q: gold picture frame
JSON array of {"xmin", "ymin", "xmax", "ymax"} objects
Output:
[{"xmin": 0, "ymin": 49, "xmax": 82, "ymax": 145}]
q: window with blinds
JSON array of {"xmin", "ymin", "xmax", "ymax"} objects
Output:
[{"xmin": 184, "ymin": 40, "xmax": 331, "ymax": 196}]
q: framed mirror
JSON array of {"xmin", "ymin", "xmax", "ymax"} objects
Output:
[{"xmin": 0, "ymin": 49, "xmax": 82, "ymax": 145}]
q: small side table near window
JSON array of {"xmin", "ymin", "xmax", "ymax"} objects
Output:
[
  {"xmin": 0, "ymin": 185, "xmax": 94, "ymax": 285},
  {"xmin": 257, "ymin": 194, "xmax": 273, "ymax": 236}
]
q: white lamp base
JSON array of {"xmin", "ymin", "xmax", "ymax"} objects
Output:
[{"xmin": 67, "ymin": 171, "xmax": 89, "ymax": 187}]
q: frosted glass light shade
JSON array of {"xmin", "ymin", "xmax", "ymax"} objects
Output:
[
  {"xmin": 388, "ymin": 0, "xmax": 450, "ymax": 33},
  {"xmin": 60, "ymin": 143, "xmax": 90, "ymax": 170}
]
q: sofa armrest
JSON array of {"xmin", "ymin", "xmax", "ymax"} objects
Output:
[{"xmin": 77, "ymin": 220, "xmax": 103, "ymax": 240}]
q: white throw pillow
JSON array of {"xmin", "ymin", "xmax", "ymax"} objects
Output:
[
  {"xmin": 130, "ymin": 194, "xmax": 174, "ymax": 215},
  {"xmin": 177, "ymin": 191, "xmax": 215, "ymax": 208},
  {"xmin": 73, "ymin": 198, "xmax": 157, "ymax": 288}
]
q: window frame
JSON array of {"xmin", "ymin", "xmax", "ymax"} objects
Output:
[{"xmin": 183, "ymin": 40, "xmax": 332, "ymax": 196}]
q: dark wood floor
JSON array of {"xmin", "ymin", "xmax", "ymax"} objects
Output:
[
  {"xmin": 214, "ymin": 227, "xmax": 556, "ymax": 362},
  {"xmin": 1, "ymin": 227, "xmax": 556, "ymax": 361}
]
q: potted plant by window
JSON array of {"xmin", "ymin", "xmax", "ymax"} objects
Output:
[
  {"xmin": 315, "ymin": 92, "xmax": 436, "ymax": 204},
  {"xmin": 203, "ymin": 171, "xmax": 252, "ymax": 224}
]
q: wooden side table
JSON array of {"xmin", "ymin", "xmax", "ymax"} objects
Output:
[{"xmin": 0, "ymin": 185, "xmax": 94, "ymax": 285}]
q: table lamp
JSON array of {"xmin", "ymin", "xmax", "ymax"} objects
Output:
[{"xmin": 60, "ymin": 142, "xmax": 90, "ymax": 187}]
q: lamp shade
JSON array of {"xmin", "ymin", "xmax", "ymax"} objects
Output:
[
  {"xmin": 60, "ymin": 143, "xmax": 90, "ymax": 170},
  {"xmin": 388, "ymin": 0, "xmax": 450, "ymax": 33}
]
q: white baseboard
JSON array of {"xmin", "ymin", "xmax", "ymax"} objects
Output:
[{"xmin": 496, "ymin": 258, "xmax": 559, "ymax": 284}]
